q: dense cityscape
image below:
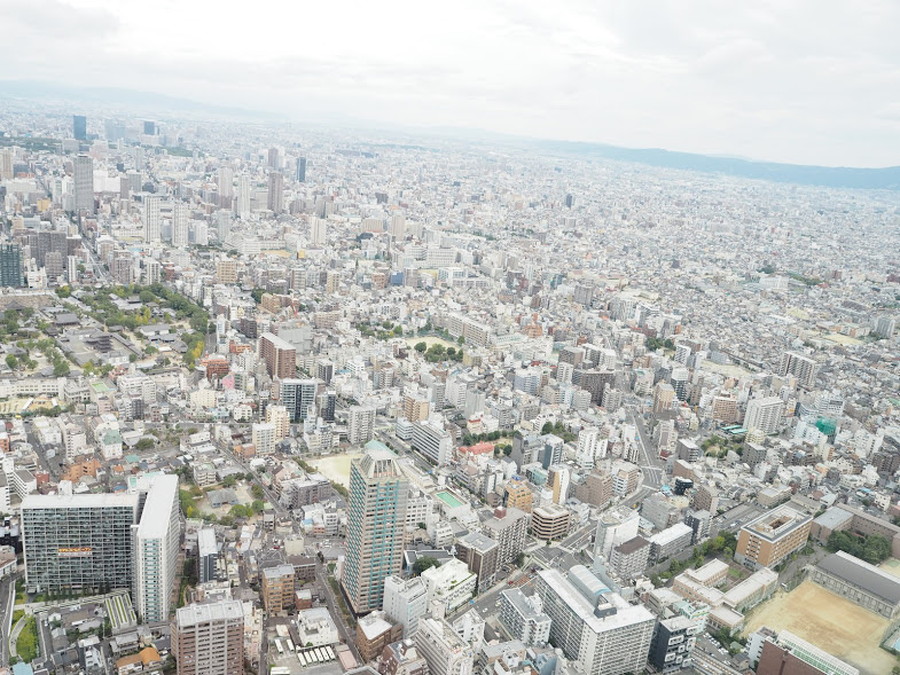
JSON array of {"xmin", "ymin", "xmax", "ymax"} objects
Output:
[{"xmin": 0, "ymin": 99, "xmax": 898, "ymax": 675}]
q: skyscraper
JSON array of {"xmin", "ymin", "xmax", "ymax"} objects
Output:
[
  {"xmin": 311, "ymin": 217, "xmax": 327, "ymax": 246},
  {"xmin": 172, "ymin": 201, "xmax": 189, "ymax": 247},
  {"xmin": 172, "ymin": 601, "xmax": 244, "ymax": 675},
  {"xmin": 73, "ymin": 155, "xmax": 94, "ymax": 213},
  {"xmin": 296, "ymin": 156, "xmax": 307, "ymax": 182},
  {"xmin": 342, "ymin": 445, "xmax": 408, "ymax": 614},
  {"xmin": 217, "ymin": 166, "xmax": 234, "ymax": 205},
  {"xmin": 267, "ymin": 171, "xmax": 284, "ymax": 213},
  {"xmin": 73, "ymin": 115, "xmax": 87, "ymax": 141},
  {"xmin": 133, "ymin": 475, "xmax": 181, "ymax": 623},
  {"xmin": 144, "ymin": 195, "xmax": 162, "ymax": 242},
  {"xmin": 0, "ymin": 244, "xmax": 24, "ymax": 288},
  {"xmin": 236, "ymin": 175, "xmax": 251, "ymax": 218}
]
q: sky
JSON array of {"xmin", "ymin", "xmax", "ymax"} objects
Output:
[{"xmin": 1, "ymin": 0, "xmax": 899, "ymax": 167}]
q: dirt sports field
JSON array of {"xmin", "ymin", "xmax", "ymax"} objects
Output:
[{"xmin": 742, "ymin": 580, "xmax": 894, "ymax": 675}]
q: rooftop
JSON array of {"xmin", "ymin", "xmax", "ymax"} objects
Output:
[
  {"xmin": 742, "ymin": 505, "xmax": 811, "ymax": 542},
  {"xmin": 22, "ymin": 492, "xmax": 138, "ymax": 511},
  {"xmin": 816, "ymin": 551, "xmax": 900, "ymax": 605},
  {"xmin": 175, "ymin": 600, "xmax": 243, "ymax": 627}
]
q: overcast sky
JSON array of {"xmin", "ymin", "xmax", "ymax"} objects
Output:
[{"xmin": 2, "ymin": 0, "xmax": 899, "ymax": 167}]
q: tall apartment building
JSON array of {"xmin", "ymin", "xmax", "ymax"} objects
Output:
[
  {"xmin": 743, "ymin": 396, "xmax": 784, "ymax": 436},
  {"xmin": 503, "ymin": 479, "xmax": 533, "ymax": 513},
  {"xmin": 415, "ymin": 617, "xmax": 474, "ymax": 675},
  {"xmin": 73, "ymin": 155, "xmax": 94, "ymax": 213},
  {"xmin": 383, "ymin": 575, "xmax": 429, "ymax": 638},
  {"xmin": 531, "ymin": 504, "xmax": 570, "ymax": 541},
  {"xmin": 402, "ymin": 394, "xmax": 431, "ymax": 423},
  {"xmin": 534, "ymin": 565, "xmax": 655, "ymax": 675},
  {"xmin": 348, "ymin": 406, "xmax": 376, "ymax": 445},
  {"xmin": 267, "ymin": 171, "xmax": 284, "ymax": 213},
  {"xmin": 281, "ymin": 378, "xmax": 318, "ymax": 423},
  {"xmin": 735, "ymin": 505, "xmax": 812, "ymax": 569},
  {"xmin": 498, "ymin": 588, "xmax": 551, "ymax": 645},
  {"xmin": 22, "ymin": 493, "xmax": 138, "ymax": 594},
  {"xmin": 133, "ymin": 475, "xmax": 181, "ymax": 623},
  {"xmin": 779, "ymin": 351, "xmax": 819, "ymax": 388},
  {"xmin": 172, "ymin": 600, "xmax": 244, "ymax": 675},
  {"xmin": 259, "ymin": 332, "xmax": 296, "ymax": 380},
  {"xmin": 172, "ymin": 201, "xmax": 189, "ymax": 247},
  {"xmin": 261, "ymin": 564, "xmax": 296, "ymax": 613},
  {"xmin": 342, "ymin": 446, "xmax": 408, "ymax": 614},
  {"xmin": 0, "ymin": 243, "xmax": 24, "ymax": 287},
  {"xmin": 455, "ymin": 531, "xmax": 499, "ymax": 592},
  {"xmin": 143, "ymin": 194, "xmax": 161, "ymax": 242},
  {"xmin": 649, "ymin": 616, "xmax": 699, "ymax": 673},
  {"xmin": 251, "ymin": 422, "xmax": 276, "ymax": 456},
  {"xmin": 411, "ymin": 419, "xmax": 453, "ymax": 465},
  {"xmin": 197, "ymin": 528, "xmax": 218, "ymax": 584},
  {"xmin": 483, "ymin": 506, "xmax": 529, "ymax": 566}
]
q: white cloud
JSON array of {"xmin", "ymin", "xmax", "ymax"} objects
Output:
[{"xmin": 2, "ymin": 0, "xmax": 899, "ymax": 166}]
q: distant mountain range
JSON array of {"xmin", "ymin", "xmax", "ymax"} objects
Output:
[
  {"xmin": 532, "ymin": 140, "xmax": 900, "ymax": 191},
  {"xmin": 0, "ymin": 80, "xmax": 280, "ymax": 120},
  {"xmin": 2, "ymin": 79, "xmax": 898, "ymax": 190}
]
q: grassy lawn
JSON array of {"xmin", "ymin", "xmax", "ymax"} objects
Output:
[{"xmin": 17, "ymin": 615, "xmax": 39, "ymax": 663}]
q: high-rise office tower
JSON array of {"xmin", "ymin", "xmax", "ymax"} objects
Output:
[
  {"xmin": 133, "ymin": 475, "xmax": 181, "ymax": 623},
  {"xmin": 143, "ymin": 121, "xmax": 157, "ymax": 135},
  {"xmin": 534, "ymin": 565, "xmax": 655, "ymax": 675},
  {"xmin": 22, "ymin": 493, "xmax": 139, "ymax": 594},
  {"xmin": 258, "ymin": 332, "xmax": 296, "ymax": 379},
  {"xmin": 342, "ymin": 446, "xmax": 409, "ymax": 614},
  {"xmin": 296, "ymin": 156, "xmax": 307, "ymax": 182},
  {"xmin": 267, "ymin": 146, "xmax": 281, "ymax": 169},
  {"xmin": 144, "ymin": 195, "xmax": 162, "ymax": 242},
  {"xmin": 267, "ymin": 171, "xmax": 284, "ymax": 213},
  {"xmin": 172, "ymin": 601, "xmax": 244, "ymax": 675},
  {"xmin": 172, "ymin": 202, "xmax": 189, "ymax": 247},
  {"xmin": 0, "ymin": 244, "xmax": 24, "ymax": 287},
  {"xmin": 281, "ymin": 378, "xmax": 318, "ymax": 423},
  {"xmin": 73, "ymin": 115, "xmax": 87, "ymax": 141},
  {"xmin": 73, "ymin": 155, "xmax": 94, "ymax": 213}
]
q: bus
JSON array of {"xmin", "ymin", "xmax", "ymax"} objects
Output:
[
  {"xmin": 315, "ymin": 648, "xmax": 325, "ymax": 662},
  {"xmin": 297, "ymin": 652, "xmax": 307, "ymax": 667},
  {"xmin": 306, "ymin": 649, "xmax": 319, "ymax": 664},
  {"xmin": 275, "ymin": 639, "xmax": 284, "ymax": 656},
  {"xmin": 325, "ymin": 646, "xmax": 335, "ymax": 660},
  {"xmin": 286, "ymin": 638, "xmax": 296, "ymax": 652}
]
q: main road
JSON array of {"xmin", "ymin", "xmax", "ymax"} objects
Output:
[{"xmin": 0, "ymin": 574, "xmax": 15, "ymax": 666}]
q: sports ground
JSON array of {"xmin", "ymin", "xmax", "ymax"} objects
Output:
[{"xmin": 742, "ymin": 580, "xmax": 894, "ymax": 674}]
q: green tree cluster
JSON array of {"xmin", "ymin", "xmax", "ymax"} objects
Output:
[
  {"xmin": 646, "ymin": 337, "xmax": 675, "ymax": 352},
  {"xmin": 826, "ymin": 531, "xmax": 891, "ymax": 564},
  {"xmin": 540, "ymin": 421, "xmax": 577, "ymax": 443},
  {"xmin": 412, "ymin": 556, "xmax": 440, "ymax": 575}
]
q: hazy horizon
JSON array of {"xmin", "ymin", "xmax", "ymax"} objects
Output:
[{"xmin": 2, "ymin": 1, "xmax": 899, "ymax": 168}]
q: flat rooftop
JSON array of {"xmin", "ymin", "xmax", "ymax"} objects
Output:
[
  {"xmin": 742, "ymin": 505, "xmax": 811, "ymax": 542},
  {"xmin": 176, "ymin": 600, "xmax": 243, "ymax": 627},
  {"xmin": 22, "ymin": 492, "xmax": 138, "ymax": 510}
]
